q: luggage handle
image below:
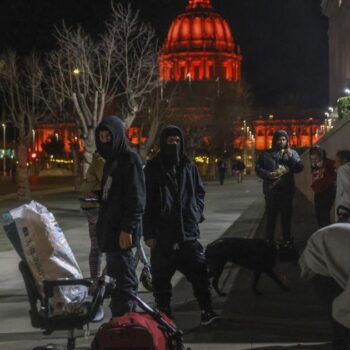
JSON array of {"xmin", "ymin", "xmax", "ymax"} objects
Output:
[
  {"xmin": 120, "ymin": 287, "xmax": 180, "ymax": 335},
  {"xmin": 107, "ymin": 278, "xmax": 187, "ymax": 350}
]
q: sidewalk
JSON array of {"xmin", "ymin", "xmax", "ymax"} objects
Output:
[
  {"xmin": 0, "ymin": 178, "xmax": 333, "ymax": 349},
  {"xmin": 0, "ymin": 177, "xmax": 264, "ymax": 349},
  {"xmin": 183, "ymin": 190, "xmax": 332, "ymax": 349}
]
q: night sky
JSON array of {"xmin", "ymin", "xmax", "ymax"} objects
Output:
[{"xmin": 0, "ymin": 0, "xmax": 329, "ymax": 110}]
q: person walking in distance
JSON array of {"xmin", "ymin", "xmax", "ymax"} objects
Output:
[
  {"xmin": 255, "ymin": 130, "xmax": 303, "ymax": 243},
  {"xmin": 80, "ymin": 152, "xmax": 105, "ymax": 280},
  {"xmin": 232, "ymin": 159, "xmax": 245, "ymax": 184},
  {"xmin": 95, "ymin": 116, "xmax": 145, "ymax": 317},
  {"xmin": 217, "ymin": 159, "xmax": 227, "ymax": 185},
  {"xmin": 143, "ymin": 125, "xmax": 219, "ymax": 325},
  {"xmin": 309, "ymin": 146, "xmax": 336, "ymax": 228}
]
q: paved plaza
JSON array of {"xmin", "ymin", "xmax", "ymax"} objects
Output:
[{"xmin": 0, "ymin": 177, "xmax": 332, "ymax": 349}]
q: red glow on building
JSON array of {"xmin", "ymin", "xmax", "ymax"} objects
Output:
[
  {"xmin": 159, "ymin": 0, "xmax": 242, "ymax": 82},
  {"xmin": 233, "ymin": 118, "xmax": 324, "ymax": 152},
  {"xmin": 34, "ymin": 123, "xmax": 83, "ymax": 153}
]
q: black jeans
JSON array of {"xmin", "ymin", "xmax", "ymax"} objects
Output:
[
  {"xmin": 151, "ymin": 240, "xmax": 212, "ymax": 313},
  {"xmin": 311, "ymin": 275, "xmax": 350, "ymax": 350},
  {"xmin": 106, "ymin": 250, "xmax": 138, "ymax": 317},
  {"xmin": 314, "ymin": 185, "xmax": 336, "ymax": 228},
  {"xmin": 219, "ymin": 170, "xmax": 226, "ymax": 185},
  {"xmin": 265, "ymin": 192, "xmax": 293, "ymax": 242}
]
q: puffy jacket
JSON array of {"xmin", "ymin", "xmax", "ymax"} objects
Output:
[{"xmin": 255, "ymin": 130, "xmax": 304, "ymax": 195}]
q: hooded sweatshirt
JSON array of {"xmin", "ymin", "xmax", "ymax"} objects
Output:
[
  {"xmin": 95, "ymin": 116, "xmax": 145, "ymax": 252},
  {"xmin": 95, "ymin": 116, "xmax": 127, "ymax": 161},
  {"xmin": 159, "ymin": 125, "xmax": 184, "ymax": 168},
  {"xmin": 255, "ymin": 130, "xmax": 304, "ymax": 195},
  {"xmin": 143, "ymin": 125, "xmax": 205, "ymax": 247}
]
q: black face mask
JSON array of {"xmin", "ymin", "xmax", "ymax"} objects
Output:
[
  {"xmin": 163, "ymin": 143, "xmax": 180, "ymax": 166},
  {"xmin": 99, "ymin": 141, "xmax": 113, "ymax": 160}
]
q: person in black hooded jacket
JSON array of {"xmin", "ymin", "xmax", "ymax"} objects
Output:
[
  {"xmin": 95, "ymin": 116, "xmax": 145, "ymax": 317},
  {"xmin": 255, "ymin": 130, "xmax": 303, "ymax": 243},
  {"xmin": 143, "ymin": 125, "xmax": 219, "ymax": 325}
]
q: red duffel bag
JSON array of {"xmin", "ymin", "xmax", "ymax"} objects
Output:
[{"xmin": 91, "ymin": 311, "xmax": 180, "ymax": 350}]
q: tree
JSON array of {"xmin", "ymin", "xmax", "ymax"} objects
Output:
[
  {"xmin": 0, "ymin": 51, "xmax": 46, "ymax": 199},
  {"xmin": 138, "ymin": 84, "xmax": 177, "ymax": 159},
  {"xmin": 165, "ymin": 79, "xmax": 253, "ymax": 163},
  {"xmin": 47, "ymin": 3, "xmax": 160, "ymax": 175}
]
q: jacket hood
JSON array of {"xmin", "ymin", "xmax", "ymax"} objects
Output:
[
  {"xmin": 159, "ymin": 125, "xmax": 184, "ymax": 158},
  {"xmin": 272, "ymin": 129, "xmax": 289, "ymax": 150},
  {"xmin": 95, "ymin": 116, "xmax": 128, "ymax": 158}
]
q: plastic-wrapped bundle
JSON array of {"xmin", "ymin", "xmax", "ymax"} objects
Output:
[{"xmin": 7, "ymin": 200, "xmax": 87, "ymax": 315}]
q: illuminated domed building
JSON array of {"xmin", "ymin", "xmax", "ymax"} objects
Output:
[
  {"xmin": 158, "ymin": 0, "xmax": 245, "ymax": 167},
  {"xmin": 160, "ymin": 0, "xmax": 242, "ymax": 83},
  {"xmin": 156, "ymin": 0, "xmax": 324, "ymax": 174}
]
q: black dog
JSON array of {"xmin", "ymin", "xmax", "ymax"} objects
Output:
[{"xmin": 205, "ymin": 237, "xmax": 299, "ymax": 296}]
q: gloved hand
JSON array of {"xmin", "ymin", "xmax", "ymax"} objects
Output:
[
  {"xmin": 277, "ymin": 165, "xmax": 290, "ymax": 175},
  {"xmin": 268, "ymin": 171, "xmax": 280, "ymax": 179}
]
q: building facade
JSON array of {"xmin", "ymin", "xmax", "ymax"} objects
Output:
[{"xmin": 321, "ymin": 0, "xmax": 350, "ymax": 105}]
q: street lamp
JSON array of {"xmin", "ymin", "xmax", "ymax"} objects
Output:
[
  {"xmin": 73, "ymin": 68, "xmax": 81, "ymax": 76},
  {"xmin": 345, "ymin": 88, "xmax": 350, "ymax": 95},
  {"xmin": 2, "ymin": 123, "xmax": 6, "ymax": 177}
]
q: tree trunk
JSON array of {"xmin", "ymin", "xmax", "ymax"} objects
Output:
[
  {"xmin": 17, "ymin": 141, "xmax": 31, "ymax": 200},
  {"xmin": 82, "ymin": 130, "xmax": 95, "ymax": 178},
  {"xmin": 70, "ymin": 142, "xmax": 81, "ymax": 191}
]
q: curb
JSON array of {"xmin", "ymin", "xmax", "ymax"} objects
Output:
[{"xmin": 0, "ymin": 187, "xmax": 76, "ymax": 203}]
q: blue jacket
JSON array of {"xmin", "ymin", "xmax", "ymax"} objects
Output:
[{"xmin": 255, "ymin": 130, "xmax": 304, "ymax": 195}]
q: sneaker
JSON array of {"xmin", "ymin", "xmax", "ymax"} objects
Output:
[{"xmin": 201, "ymin": 310, "xmax": 221, "ymax": 326}]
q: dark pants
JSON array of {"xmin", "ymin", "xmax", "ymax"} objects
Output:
[
  {"xmin": 265, "ymin": 192, "xmax": 293, "ymax": 241},
  {"xmin": 314, "ymin": 185, "xmax": 336, "ymax": 228},
  {"xmin": 83, "ymin": 208, "xmax": 103, "ymax": 278},
  {"xmin": 151, "ymin": 240, "xmax": 212, "ymax": 313},
  {"xmin": 311, "ymin": 275, "xmax": 350, "ymax": 350},
  {"xmin": 219, "ymin": 170, "xmax": 226, "ymax": 185},
  {"xmin": 106, "ymin": 250, "xmax": 138, "ymax": 317}
]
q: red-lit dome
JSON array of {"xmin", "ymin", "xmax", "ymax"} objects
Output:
[
  {"xmin": 160, "ymin": 0, "xmax": 242, "ymax": 82},
  {"xmin": 163, "ymin": 4, "xmax": 234, "ymax": 53}
]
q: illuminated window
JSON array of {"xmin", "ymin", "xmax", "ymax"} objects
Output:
[{"xmin": 207, "ymin": 63, "xmax": 214, "ymax": 79}]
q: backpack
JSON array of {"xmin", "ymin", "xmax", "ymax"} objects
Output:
[{"xmin": 91, "ymin": 312, "xmax": 180, "ymax": 350}]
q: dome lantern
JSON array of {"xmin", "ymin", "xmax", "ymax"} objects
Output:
[{"xmin": 186, "ymin": 0, "xmax": 213, "ymax": 10}]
